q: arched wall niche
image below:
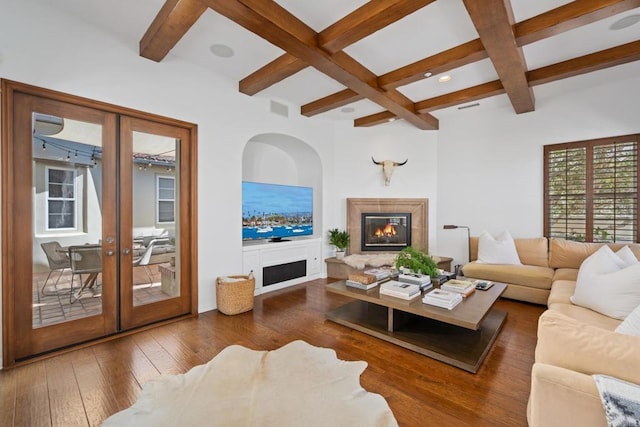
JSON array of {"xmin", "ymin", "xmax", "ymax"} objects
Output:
[{"xmin": 242, "ymin": 133, "xmax": 323, "ymax": 240}]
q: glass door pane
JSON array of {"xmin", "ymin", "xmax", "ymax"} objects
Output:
[
  {"xmin": 32, "ymin": 116, "xmax": 105, "ymax": 327},
  {"xmin": 131, "ymin": 131, "xmax": 180, "ymax": 306}
]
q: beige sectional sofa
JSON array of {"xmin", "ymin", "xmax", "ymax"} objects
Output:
[{"xmin": 462, "ymin": 237, "xmax": 640, "ymax": 426}]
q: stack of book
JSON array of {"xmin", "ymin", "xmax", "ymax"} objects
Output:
[
  {"xmin": 441, "ymin": 279, "xmax": 476, "ymax": 297},
  {"xmin": 379, "ymin": 280, "xmax": 421, "ymax": 300},
  {"xmin": 422, "ymin": 289, "xmax": 462, "ymax": 310},
  {"xmin": 364, "ymin": 267, "xmax": 398, "ymax": 282},
  {"xmin": 432, "ymin": 270, "xmax": 457, "ymax": 286},
  {"xmin": 398, "ymin": 273, "xmax": 433, "ymax": 291},
  {"xmin": 345, "ymin": 272, "xmax": 378, "ymax": 290}
]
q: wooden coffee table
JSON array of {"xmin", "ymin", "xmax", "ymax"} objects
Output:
[{"xmin": 325, "ymin": 280, "xmax": 507, "ymax": 373}]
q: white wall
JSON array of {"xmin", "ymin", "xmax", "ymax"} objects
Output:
[
  {"xmin": 328, "ymin": 122, "xmax": 439, "ymax": 255},
  {"xmin": 435, "ymin": 63, "xmax": 640, "ymax": 267}
]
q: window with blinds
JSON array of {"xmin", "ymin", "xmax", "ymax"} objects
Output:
[{"xmin": 544, "ymin": 135, "xmax": 638, "ymax": 243}]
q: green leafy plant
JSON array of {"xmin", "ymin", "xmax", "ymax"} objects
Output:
[
  {"xmin": 328, "ymin": 228, "xmax": 350, "ymax": 251},
  {"xmin": 395, "ymin": 246, "xmax": 438, "ymax": 277}
]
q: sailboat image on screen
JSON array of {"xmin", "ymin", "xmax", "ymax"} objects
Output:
[{"xmin": 242, "ymin": 181, "xmax": 313, "ymax": 242}]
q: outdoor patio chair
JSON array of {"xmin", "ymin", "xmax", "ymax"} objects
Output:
[
  {"xmin": 68, "ymin": 244, "xmax": 102, "ymax": 303},
  {"xmin": 40, "ymin": 241, "xmax": 71, "ymax": 296},
  {"xmin": 132, "ymin": 238, "xmax": 164, "ymax": 286}
]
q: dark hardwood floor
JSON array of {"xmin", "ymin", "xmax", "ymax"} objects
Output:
[{"xmin": 0, "ymin": 279, "xmax": 545, "ymax": 426}]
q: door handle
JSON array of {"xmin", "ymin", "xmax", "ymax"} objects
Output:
[
  {"xmin": 122, "ymin": 248, "xmax": 131, "ymax": 255},
  {"xmin": 106, "ymin": 250, "xmax": 115, "ymax": 256}
]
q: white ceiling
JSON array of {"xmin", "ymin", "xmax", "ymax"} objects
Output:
[{"xmin": 27, "ymin": 0, "xmax": 640, "ymax": 123}]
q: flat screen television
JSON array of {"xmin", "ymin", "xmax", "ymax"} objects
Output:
[{"xmin": 242, "ymin": 181, "xmax": 313, "ymax": 242}]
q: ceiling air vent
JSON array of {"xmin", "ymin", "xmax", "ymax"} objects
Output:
[
  {"xmin": 270, "ymin": 100, "xmax": 289, "ymax": 118},
  {"xmin": 457, "ymin": 103, "xmax": 480, "ymax": 110}
]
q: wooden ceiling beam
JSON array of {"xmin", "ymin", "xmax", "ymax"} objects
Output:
[
  {"xmin": 239, "ymin": 54, "xmax": 308, "ymax": 95},
  {"xmin": 354, "ymin": 111, "xmax": 397, "ymax": 128},
  {"xmin": 140, "ymin": 0, "xmax": 208, "ymax": 62},
  {"xmin": 463, "ymin": 0, "xmax": 534, "ymax": 114},
  {"xmin": 301, "ymin": 89, "xmax": 363, "ymax": 117},
  {"xmin": 516, "ymin": 0, "xmax": 640, "ymax": 46},
  {"xmin": 407, "ymin": 40, "xmax": 640, "ymax": 114},
  {"xmin": 236, "ymin": 0, "xmax": 435, "ymax": 96},
  {"xmin": 379, "ymin": 39, "xmax": 488, "ymax": 90},
  {"xmin": 319, "ymin": 0, "xmax": 436, "ymax": 53},
  {"xmin": 527, "ymin": 40, "xmax": 640, "ymax": 86},
  {"xmin": 205, "ymin": 0, "xmax": 438, "ymax": 130},
  {"xmin": 416, "ymin": 81, "xmax": 505, "ymax": 114}
]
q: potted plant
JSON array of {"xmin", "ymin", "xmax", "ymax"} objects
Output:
[
  {"xmin": 395, "ymin": 246, "xmax": 438, "ymax": 277},
  {"xmin": 328, "ymin": 228, "xmax": 350, "ymax": 259}
]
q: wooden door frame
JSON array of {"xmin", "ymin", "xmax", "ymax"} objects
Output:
[{"xmin": 1, "ymin": 79, "xmax": 199, "ymax": 367}]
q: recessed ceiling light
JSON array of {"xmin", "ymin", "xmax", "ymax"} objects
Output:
[
  {"xmin": 438, "ymin": 75, "xmax": 451, "ymax": 83},
  {"xmin": 424, "ymin": 72, "xmax": 432, "ymax": 78},
  {"xmin": 388, "ymin": 117, "xmax": 396, "ymax": 122},
  {"xmin": 610, "ymin": 14, "xmax": 640, "ymax": 30},
  {"xmin": 340, "ymin": 107, "xmax": 355, "ymax": 113},
  {"xmin": 209, "ymin": 44, "xmax": 235, "ymax": 58}
]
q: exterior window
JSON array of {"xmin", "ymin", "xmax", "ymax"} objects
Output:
[
  {"xmin": 544, "ymin": 135, "xmax": 638, "ymax": 243},
  {"xmin": 157, "ymin": 175, "xmax": 175, "ymax": 223},
  {"xmin": 46, "ymin": 166, "xmax": 76, "ymax": 230}
]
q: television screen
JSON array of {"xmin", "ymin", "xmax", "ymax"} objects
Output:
[{"xmin": 242, "ymin": 181, "xmax": 313, "ymax": 241}]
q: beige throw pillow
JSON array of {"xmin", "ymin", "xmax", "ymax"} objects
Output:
[
  {"xmin": 571, "ymin": 246, "xmax": 640, "ymax": 319},
  {"xmin": 476, "ymin": 230, "xmax": 521, "ymax": 265}
]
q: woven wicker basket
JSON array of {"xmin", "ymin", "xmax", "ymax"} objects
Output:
[{"xmin": 216, "ymin": 272, "xmax": 255, "ymax": 315}]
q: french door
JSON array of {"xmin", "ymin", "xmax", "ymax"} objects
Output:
[{"xmin": 2, "ymin": 80, "xmax": 197, "ymax": 365}]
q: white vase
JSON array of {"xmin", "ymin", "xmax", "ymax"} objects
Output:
[{"xmin": 336, "ymin": 250, "xmax": 345, "ymax": 260}]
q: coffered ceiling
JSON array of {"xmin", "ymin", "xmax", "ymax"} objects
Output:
[{"xmin": 39, "ymin": 0, "xmax": 640, "ymax": 130}]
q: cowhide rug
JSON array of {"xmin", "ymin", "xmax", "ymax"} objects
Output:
[{"xmin": 103, "ymin": 340, "xmax": 398, "ymax": 426}]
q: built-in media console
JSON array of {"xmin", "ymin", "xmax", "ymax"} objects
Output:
[{"xmin": 242, "ymin": 238, "xmax": 321, "ymax": 294}]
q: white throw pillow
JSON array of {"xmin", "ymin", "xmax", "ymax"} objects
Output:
[
  {"xmin": 616, "ymin": 303, "xmax": 640, "ymax": 336},
  {"xmin": 616, "ymin": 245, "xmax": 640, "ymax": 267},
  {"xmin": 476, "ymin": 230, "xmax": 521, "ymax": 265},
  {"xmin": 571, "ymin": 246, "xmax": 640, "ymax": 319},
  {"xmin": 573, "ymin": 246, "xmax": 628, "ymax": 290}
]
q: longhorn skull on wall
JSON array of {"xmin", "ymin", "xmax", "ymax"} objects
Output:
[{"xmin": 372, "ymin": 157, "xmax": 408, "ymax": 186}]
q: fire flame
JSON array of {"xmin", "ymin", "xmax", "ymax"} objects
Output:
[
  {"xmin": 383, "ymin": 223, "xmax": 396, "ymax": 236},
  {"xmin": 374, "ymin": 223, "xmax": 397, "ymax": 238}
]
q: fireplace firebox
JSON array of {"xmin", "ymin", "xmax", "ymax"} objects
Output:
[{"xmin": 361, "ymin": 213, "xmax": 411, "ymax": 252}]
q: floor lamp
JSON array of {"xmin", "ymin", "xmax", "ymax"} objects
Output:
[{"xmin": 443, "ymin": 225, "xmax": 471, "ymax": 264}]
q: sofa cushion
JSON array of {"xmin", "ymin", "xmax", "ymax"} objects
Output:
[
  {"xmin": 470, "ymin": 237, "xmax": 549, "ymax": 267},
  {"xmin": 616, "ymin": 304, "xmax": 640, "ymax": 336},
  {"xmin": 549, "ymin": 239, "xmax": 606, "ymax": 269},
  {"xmin": 476, "ymin": 230, "xmax": 521, "ymax": 265},
  {"xmin": 549, "ymin": 238, "xmax": 640, "ymax": 269},
  {"xmin": 552, "ymin": 268, "xmax": 578, "ymax": 282},
  {"xmin": 571, "ymin": 246, "xmax": 640, "ymax": 319},
  {"xmin": 463, "ymin": 262, "xmax": 553, "ymax": 290},
  {"xmin": 535, "ymin": 310, "xmax": 639, "ymax": 384},
  {"xmin": 547, "ymin": 302, "xmax": 621, "ymax": 330},
  {"xmin": 547, "ymin": 280, "xmax": 576, "ymax": 306},
  {"xmin": 515, "ymin": 237, "xmax": 550, "ymax": 268}
]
